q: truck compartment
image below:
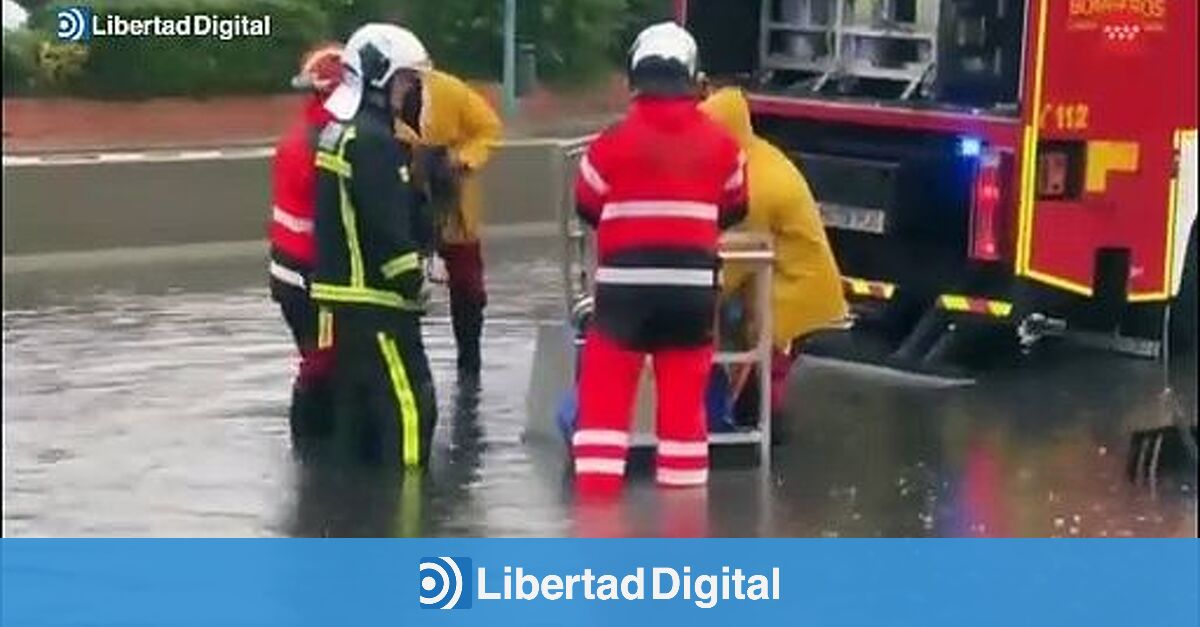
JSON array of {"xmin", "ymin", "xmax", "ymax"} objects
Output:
[{"xmin": 687, "ymin": 0, "xmax": 1026, "ymax": 112}]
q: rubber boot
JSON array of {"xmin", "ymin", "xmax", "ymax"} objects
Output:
[
  {"xmin": 289, "ymin": 380, "xmax": 335, "ymax": 462},
  {"xmin": 729, "ymin": 350, "xmax": 794, "ymax": 445},
  {"xmin": 451, "ymin": 296, "xmax": 484, "ymax": 384}
]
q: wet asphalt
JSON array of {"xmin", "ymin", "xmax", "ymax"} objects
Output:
[{"xmin": 3, "ymin": 237, "xmax": 1195, "ymax": 538}]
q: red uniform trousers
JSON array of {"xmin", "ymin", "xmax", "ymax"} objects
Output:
[
  {"xmin": 573, "ymin": 331, "xmax": 714, "ymax": 494},
  {"xmin": 569, "ymin": 97, "xmax": 748, "ymax": 495}
]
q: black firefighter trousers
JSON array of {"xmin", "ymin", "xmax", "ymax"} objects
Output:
[{"xmin": 321, "ymin": 306, "xmax": 438, "ymax": 468}]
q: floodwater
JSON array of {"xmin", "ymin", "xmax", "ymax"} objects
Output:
[{"xmin": 3, "ymin": 237, "xmax": 1196, "ymax": 537}]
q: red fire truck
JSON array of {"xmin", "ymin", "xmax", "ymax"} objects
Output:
[{"xmin": 678, "ymin": 0, "xmax": 1197, "ymax": 366}]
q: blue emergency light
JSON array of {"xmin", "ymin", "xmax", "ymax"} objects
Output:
[{"xmin": 958, "ymin": 137, "xmax": 984, "ymax": 158}]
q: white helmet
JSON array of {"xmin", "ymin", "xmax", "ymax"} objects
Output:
[
  {"xmin": 629, "ymin": 21, "xmax": 698, "ymax": 78},
  {"xmin": 325, "ymin": 23, "xmax": 431, "ymax": 121}
]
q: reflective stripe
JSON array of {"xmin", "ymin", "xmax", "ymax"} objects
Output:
[
  {"xmin": 578, "ymin": 155, "xmax": 610, "ymax": 195},
  {"xmin": 574, "ymin": 457, "xmax": 626, "ymax": 476},
  {"xmin": 573, "ymin": 429, "xmax": 630, "ymax": 448},
  {"xmin": 595, "ymin": 267, "xmax": 714, "ymax": 287},
  {"xmin": 657, "ymin": 440, "xmax": 708, "ymax": 458},
  {"xmin": 842, "ymin": 277, "xmax": 897, "ymax": 300},
  {"xmin": 657, "ymin": 467, "xmax": 709, "ymax": 486},
  {"xmin": 269, "ymin": 260, "xmax": 306, "ymax": 289},
  {"xmin": 381, "ymin": 252, "xmax": 421, "ymax": 279},
  {"xmin": 317, "ymin": 308, "xmax": 333, "ymax": 349},
  {"xmin": 602, "ymin": 201, "xmax": 717, "ymax": 222},
  {"xmin": 272, "ymin": 206, "xmax": 313, "ymax": 234},
  {"xmin": 724, "ymin": 152, "xmax": 747, "ymax": 191},
  {"xmin": 399, "ymin": 468, "xmax": 422, "ymax": 538},
  {"xmin": 310, "ymin": 282, "xmax": 422, "ymax": 311},
  {"xmin": 937, "ymin": 294, "xmax": 1013, "ymax": 318},
  {"xmin": 329, "ymin": 130, "xmax": 365, "ymax": 288},
  {"xmin": 377, "ymin": 333, "xmax": 421, "ymax": 467},
  {"xmin": 315, "ymin": 152, "xmax": 351, "ymax": 178}
]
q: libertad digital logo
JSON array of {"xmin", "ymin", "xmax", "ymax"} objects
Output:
[
  {"xmin": 55, "ymin": 6, "xmax": 272, "ymax": 42},
  {"xmin": 56, "ymin": 6, "xmax": 92, "ymax": 42},
  {"xmin": 419, "ymin": 557, "xmax": 473, "ymax": 610},
  {"xmin": 418, "ymin": 556, "xmax": 782, "ymax": 610}
]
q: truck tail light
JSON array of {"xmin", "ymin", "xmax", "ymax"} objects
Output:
[{"xmin": 969, "ymin": 151, "xmax": 1011, "ymax": 262}]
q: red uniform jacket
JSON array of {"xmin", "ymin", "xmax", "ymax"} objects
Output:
[
  {"xmin": 574, "ymin": 96, "xmax": 747, "ymax": 350},
  {"xmin": 269, "ymin": 96, "xmax": 332, "ymax": 291}
]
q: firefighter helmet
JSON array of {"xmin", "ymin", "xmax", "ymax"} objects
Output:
[
  {"xmin": 629, "ymin": 21, "xmax": 698, "ymax": 78},
  {"xmin": 325, "ymin": 23, "xmax": 432, "ymax": 120}
]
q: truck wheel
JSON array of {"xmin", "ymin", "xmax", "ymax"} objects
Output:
[{"xmin": 1169, "ymin": 225, "xmax": 1197, "ymax": 357}]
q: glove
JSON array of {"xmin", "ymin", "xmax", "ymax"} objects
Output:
[
  {"xmin": 570, "ymin": 295, "xmax": 594, "ymax": 334},
  {"xmin": 416, "ymin": 146, "xmax": 460, "ymax": 195},
  {"xmin": 394, "ymin": 268, "xmax": 425, "ymax": 303},
  {"xmin": 416, "ymin": 282, "xmax": 434, "ymax": 309},
  {"xmin": 425, "ymin": 254, "xmax": 449, "ymax": 285}
]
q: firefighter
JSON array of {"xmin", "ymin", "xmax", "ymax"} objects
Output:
[
  {"xmin": 571, "ymin": 22, "xmax": 748, "ymax": 494},
  {"xmin": 269, "ymin": 43, "xmax": 344, "ymax": 458},
  {"xmin": 388, "ymin": 33, "xmax": 503, "ymax": 384},
  {"xmin": 313, "ymin": 23, "xmax": 438, "ymax": 467},
  {"xmin": 699, "ymin": 86, "xmax": 848, "ymax": 423}
]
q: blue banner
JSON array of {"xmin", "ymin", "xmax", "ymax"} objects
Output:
[{"xmin": 2, "ymin": 540, "xmax": 1196, "ymax": 626}]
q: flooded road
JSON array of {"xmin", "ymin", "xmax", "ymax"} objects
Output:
[{"xmin": 3, "ymin": 237, "xmax": 1196, "ymax": 537}]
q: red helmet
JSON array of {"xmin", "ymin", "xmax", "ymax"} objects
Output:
[{"xmin": 291, "ymin": 43, "xmax": 344, "ymax": 93}]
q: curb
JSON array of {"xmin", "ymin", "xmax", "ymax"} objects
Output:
[
  {"xmin": 2, "ymin": 221, "xmax": 559, "ymax": 274},
  {"xmin": 2, "ymin": 135, "xmax": 598, "ymax": 168}
]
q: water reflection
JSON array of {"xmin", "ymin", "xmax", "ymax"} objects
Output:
[{"xmin": 2, "ymin": 238, "xmax": 1195, "ymax": 537}]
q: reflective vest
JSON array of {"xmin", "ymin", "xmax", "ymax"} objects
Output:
[
  {"xmin": 311, "ymin": 119, "xmax": 424, "ymax": 312},
  {"xmin": 269, "ymin": 99, "xmax": 330, "ymax": 269},
  {"xmin": 575, "ymin": 97, "xmax": 748, "ymax": 285}
]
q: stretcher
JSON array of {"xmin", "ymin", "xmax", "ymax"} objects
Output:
[{"xmin": 524, "ymin": 139, "xmax": 776, "ymax": 469}]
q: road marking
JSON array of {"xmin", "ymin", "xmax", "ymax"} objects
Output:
[
  {"xmin": 2, "ymin": 222, "xmax": 558, "ymax": 273},
  {"xmin": 2, "ymin": 147, "xmax": 275, "ymax": 167},
  {"xmin": 1, "ymin": 135, "xmax": 598, "ymax": 168},
  {"xmin": 798, "ymin": 355, "xmax": 976, "ymax": 388}
]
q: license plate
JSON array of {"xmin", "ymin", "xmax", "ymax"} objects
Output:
[{"xmin": 819, "ymin": 203, "xmax": 887, "ymax": 234}]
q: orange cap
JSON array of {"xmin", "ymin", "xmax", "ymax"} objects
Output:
[{"xmin": 291, "ymin": 43, "xmax": 344, "ymax": 93}]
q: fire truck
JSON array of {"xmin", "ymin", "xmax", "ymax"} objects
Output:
[{"xmin": 678, "ymin": 0, "xmax": 1197, "ymax": 367}]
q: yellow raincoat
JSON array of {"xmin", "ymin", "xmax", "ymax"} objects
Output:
[
  {"xmin": 395, "ymin": 70, "xmax": 503, "ymax": 244},
  {"xmin": 700, "ymin": 87, "xmax": 848, "ymax": 348}
]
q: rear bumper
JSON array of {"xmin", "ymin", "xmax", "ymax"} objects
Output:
[{"xmin": 842, "ymin": 274, "xmax": 1015, "ymax": 324}]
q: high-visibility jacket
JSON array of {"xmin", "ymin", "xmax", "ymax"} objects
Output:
[
  {"xmin": 699, "ymin": 88, "xmax": 849, "ymax": 347},
  {"xmin": 575, "ymin": 96, "xmax": 748, "ymax": 348},
  {"xmin": 394, "ymin": 70, "xmax": 502, "ymax": 244},
  {"xmin": 311, "ymin": 106, "xmax": 427, "ymax": 312},
  {"xmin": 268, "ymin": 96, "xmax": 331, "ymax": 293}
]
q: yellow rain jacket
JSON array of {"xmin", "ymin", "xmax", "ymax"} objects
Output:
[
  {"xmin": 700, "ymin": 87, "xmax": 848, "ymax": 348},
  {"xmin": 395, "ymin": 70, "xmax": 503, "ymax": 244}
]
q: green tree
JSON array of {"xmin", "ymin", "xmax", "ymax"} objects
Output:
[
  {"xmin": 32, "ymin": 0, "xmax": 328, "ymax": 97},
  {"xmin": 17, "ymin": 0, "xmax": 668, "ymax": 96},
  {"xmin": 519, "ymin": 0, "xmax": 628, "ymax": 85},
  {"xmin": 609, "ymin": 0, "xmax": 675, "ymax": 66}
]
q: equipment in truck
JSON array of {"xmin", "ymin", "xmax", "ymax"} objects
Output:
[{"xmin": 681, "ymin": 0, "xmax": 1196, "ymax": 372}]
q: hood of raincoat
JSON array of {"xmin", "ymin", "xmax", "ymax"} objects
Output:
[{"xmin": 698, "ymin": 87, "xmax": 753, "ymax": 148}]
